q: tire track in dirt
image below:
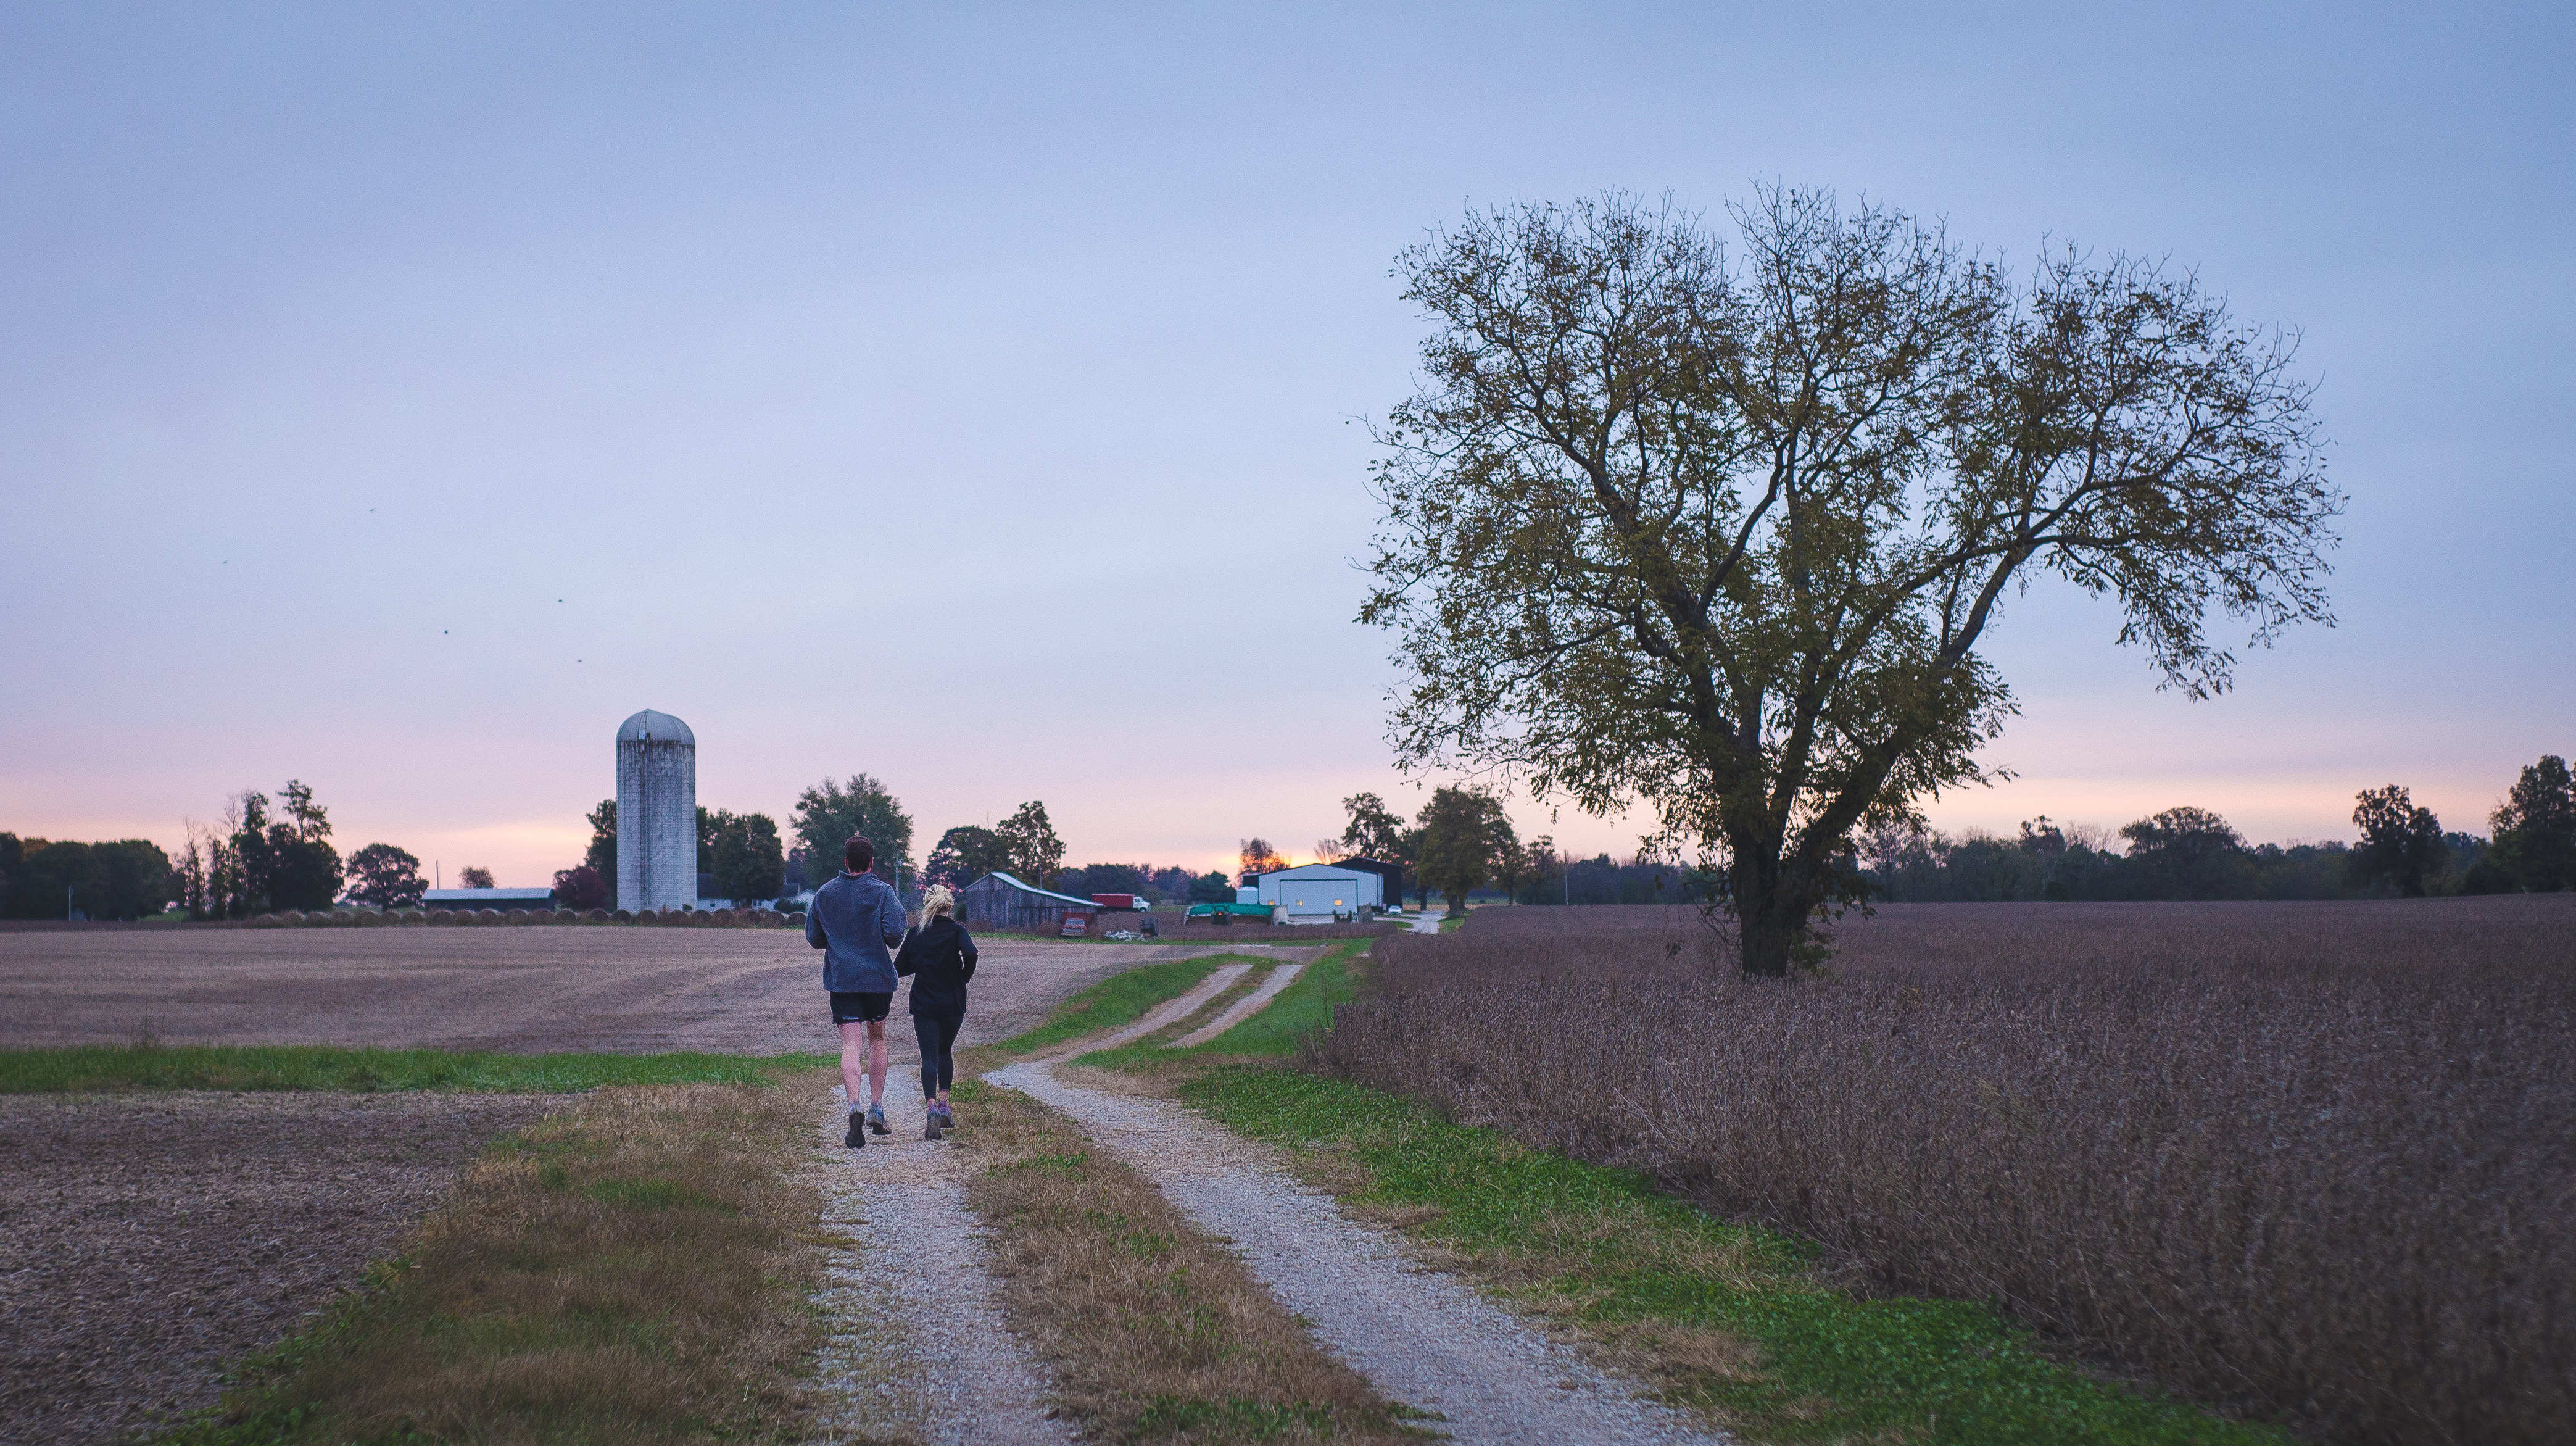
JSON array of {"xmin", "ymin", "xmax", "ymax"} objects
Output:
[
  {"xmin": 1169, "ymin": 963, "xmax": 1302, "ymax": 1047},
  {"xmin": 987, "ymin": 1057, "xmax": 1731, "ymax": 1446}
]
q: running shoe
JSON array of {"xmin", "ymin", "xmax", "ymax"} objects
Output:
[
  {"xmin": 924, "ymin": 1110, "xmax": 944, "ymax": 1141},
  {"xmin": 844, "ymin": 1112, "xmax": 866, "ymax": 1149},
  {"xmin": 866, "ymin": 1103, "xmax": 890, "ymax": 1135},
  {"xmin": 937, "ymin": 1102, "xmax": 956, "ymax": 1131}
]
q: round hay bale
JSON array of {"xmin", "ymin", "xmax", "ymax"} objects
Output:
[
  {"xmin": 401, "ymin": 908, "xmax": 426, "ymax": 923},
  {"xmin": 711, "ymin": 908, "xmax": 735, "ymax": 926},
  {"xmin": 788, "ymin": 911, "xmax": 806, "ymax": 928},
  {"xmin": 478, "ymin": 908, "xmax": 503, "ymax": 923},
  {"xmin": 507, "ymin": 908, "xmax": 535, "ymax": 926},
  {"xmin": 584, "ymin": 908, "xmax": 610, "ymax": 923},
  {"xmin": 611, "ymin": 908, "xmax": 632, "ymax": 923}
]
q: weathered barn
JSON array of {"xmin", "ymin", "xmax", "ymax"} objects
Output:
[{"xmin": 957, "ymin": 872, "xmax": 1099, "ymax": 934}]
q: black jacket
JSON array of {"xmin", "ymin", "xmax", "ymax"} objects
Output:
[{"xmin": 894, "ymin": 915, "xmax": 978, "ymax": 1016}]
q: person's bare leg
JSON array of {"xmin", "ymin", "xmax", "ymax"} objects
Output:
[
  {"xmin": 838, "ymin": 1021, "xmax": 871, "ymax": 1110},
  {"xmin": 866, "ymin": 1019, "xmax": 888, "ymax": 1107}
]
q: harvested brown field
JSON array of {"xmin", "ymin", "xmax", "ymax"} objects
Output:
[
  {"xmin": 0, "ymin": 1091, "xmax": 558, "ymax": 1444},
  {"xmin": 0, "ymin": 925, "xmax": 1239, "ymax": 1058},
  {"xmin": 165, "ymin": 1078, "xmax": 834, "ymax": 1445},
  {"xmin": 1316, "ymin": 897, "xmax": 2576, "ymax": 1446}
]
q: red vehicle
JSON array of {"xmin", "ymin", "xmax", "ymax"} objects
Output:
[{"xmin": 1089, "ymin": 892, "xmax": 1140, "ymax": 910}]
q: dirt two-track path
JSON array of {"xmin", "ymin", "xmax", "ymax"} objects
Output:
[
  {"xmin": 813, "ymin": 936, "xmax": 1728, "ymax": 1446},
  {"xmin": 986, "ymin": 1053, "xmax": 1730, "ymax": 1446}
]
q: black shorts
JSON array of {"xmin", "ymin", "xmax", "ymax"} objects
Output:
[{"xmin": 830, "ymin": 991, "xmax": 893, "ymax": 1025}]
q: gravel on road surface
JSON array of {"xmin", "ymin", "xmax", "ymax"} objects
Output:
[
  {"xmin": 802, "ymin": 1088, "xmax": 1074, "ymax": 1446},
  {"xmin": 0, "ymin": 929, "xmax": 1262, "ymax": 1058},
  {"xmin": 987, "ymin": 1059, "xmax": 1731, "ymax": 1446},
  {"xmin": 0, "ymin": 1091, "xmax": 557, "ymax": 1446}
]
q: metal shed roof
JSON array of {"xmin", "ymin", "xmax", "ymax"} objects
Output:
[{"xmin": 967, "ymin": 872, "xmax": 1103, "ymax": 908}]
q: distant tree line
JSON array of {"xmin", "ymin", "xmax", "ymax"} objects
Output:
[
  {"xmin": 0, "ymin": 832, "xmax": 175, "ymax": 920},
  {"xmin": 1856, "ymin": 756, "xmax": 2574, "ymax": 903}
]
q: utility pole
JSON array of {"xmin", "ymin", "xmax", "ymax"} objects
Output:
[{"xmin": 68, "ymin": 885, "xmax": 76, "ymax": 922}]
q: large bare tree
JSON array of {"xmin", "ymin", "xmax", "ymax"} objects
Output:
[{"xmin": 1362, "ymin": 189, "xmax": 2340, "ymax": 975}]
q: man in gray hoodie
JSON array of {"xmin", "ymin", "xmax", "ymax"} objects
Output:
[{"xmin": 806, "ymin": 834, "xmax": 910, "ymax": 1148}]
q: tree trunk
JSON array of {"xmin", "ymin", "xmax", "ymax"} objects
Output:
[
  {"xmin": 1736, "ymin": 901, "xmax": 1797, "ymax": 978},
  {"xmin": 1730, "ymin": 854, "xmax": 1814, "ymax": 978}
]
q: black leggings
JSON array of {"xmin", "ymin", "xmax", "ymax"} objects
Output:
[{"xmin": 914, "ymin": 1009, "xmax": 963, "ymax": 1097}]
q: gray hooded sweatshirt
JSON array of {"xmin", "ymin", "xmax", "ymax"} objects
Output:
[{"xmin": 805, "ymin": 871, "xmax": 908, "ymax": 992}]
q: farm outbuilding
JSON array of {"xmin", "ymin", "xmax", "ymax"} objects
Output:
[
  {"xmin": 423, "ymin": 887, "xmax": 556, "ymax": 912},
  {"xmin": 957, "ymin": 872, "xmax": 1101, "ymax": 934},
  {"xmin": 1256, "ymin": 863, "xmax": 1385, "ymax": 922}
]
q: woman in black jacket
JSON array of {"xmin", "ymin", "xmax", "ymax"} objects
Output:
[{"xmin": 893, "ymin": 884, "xmax": 977, "ymax": 1139}]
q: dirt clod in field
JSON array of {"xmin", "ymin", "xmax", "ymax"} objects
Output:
[{"xmin": 0, "ymin": 1091, "xmax": 557, "ymax": 1445}]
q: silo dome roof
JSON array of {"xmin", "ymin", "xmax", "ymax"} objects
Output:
[{"xmin": 616, "ymin": 708, "xmax": 695, "ymax": 745}]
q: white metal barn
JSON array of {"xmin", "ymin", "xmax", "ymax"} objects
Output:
[{"xmin": 1257, "ymin": 864, "xmax": 1383, "ymax": 921}]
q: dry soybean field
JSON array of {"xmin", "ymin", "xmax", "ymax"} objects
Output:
[{"xmin": 1319, "ymin": 895, "xmax": 2576, "ymax": 1446}]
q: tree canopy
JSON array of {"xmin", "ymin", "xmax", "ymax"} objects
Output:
[
  {"xmin": 2349, "ymin": 784, "xmax": 2445, "ymax": 897},
  {"xmin": 1362, "ymin": 188, "xmax": 2339, "ymax": 973},
  {"xmin": 996, "ymin": 802, "xmax": 1066, "ymax": 888},
  {"xmin": 925, "ymin": 825, "xmax": 1013, "ymax": 889},
  {"xmin": 1413, "ymin": 786, "xmax": 1517, "ymax": 915},
  {"xmin": 704, "ymin": 810, "xmax": 786, "ymax": 904},
  {"xmin": 791, "ymin": 775, "xmax": 914, "ymax": 886},
  {"xmin": 346, "ymin": 842, "xmax": 427, "ymax": 908},
  {"xmin": 2486, "ymin": 754, "xmax": 2575, "ymax": 893}
]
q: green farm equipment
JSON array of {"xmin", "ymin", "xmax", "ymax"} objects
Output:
[{"xmin": 1183, "ymin": 902, "xmax": 1275, "ymax": 925}]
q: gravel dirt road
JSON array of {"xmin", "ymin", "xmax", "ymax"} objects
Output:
[
  {"xmin": 987, "ymin": 1057, "xmax": 1731, "ymax": 1446},
  {"xmin": 0, "ymin": 1091, "xmax": 558, "ymax": 1446},
  {"xmin": 801, "ymin": 1086, "xmax": 1074, "ymax": 1446}
]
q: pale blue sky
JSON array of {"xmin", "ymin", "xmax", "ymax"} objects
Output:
[{"xmin": 4, "ymin": 2, "xmax": 2568, "ymax": 883}]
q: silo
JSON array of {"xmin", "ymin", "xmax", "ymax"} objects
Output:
[{"xmin": 615, "ymin": 709, "xmax": 697, "ymax": 912}]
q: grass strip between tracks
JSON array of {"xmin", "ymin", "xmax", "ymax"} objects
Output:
[
  {"xmin": 1072, "ymin": 941, "xmax": 1369, "ymax": 1069},
  {"xmin": 154, "ymin": 1076, "xmax": 835, "ymax": 1446},
  {"xmin": 0, "ymin": 1043, "xmax": 835, "ymax": 1093},
  {"xmin": 977, "ymin": 954, "xmax": 1233, "ymax": 1058}
]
